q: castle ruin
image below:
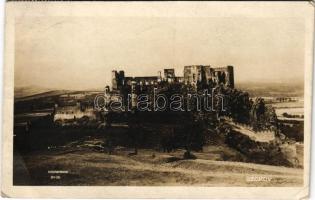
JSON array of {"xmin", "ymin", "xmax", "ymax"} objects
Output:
[{"xmin": 111, "ymin": 65, "xmax": 234, "ymax": 91}]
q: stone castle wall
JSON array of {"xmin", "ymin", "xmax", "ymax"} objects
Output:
[{"xmin": 111, "ymin": 65, "xmax": 234, "ymax": 91}]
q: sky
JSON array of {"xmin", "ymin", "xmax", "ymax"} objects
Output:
[{"xmin": 15, "ymin": 16, "xmax": 305, "ymax": 90}]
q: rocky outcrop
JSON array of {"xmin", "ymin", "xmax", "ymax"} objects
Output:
[{"xmin": 225, "ymin": 129, "xmax": 300, "ymax": 167}]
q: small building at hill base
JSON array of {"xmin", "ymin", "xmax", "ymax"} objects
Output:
[{"xmin": 53, "ymin": 103, "xmax": 96, "ymax": 121}]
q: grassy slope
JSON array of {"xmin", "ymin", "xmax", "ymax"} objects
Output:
[{"xmin": 14, "ymin": 143, "xmax": 303, "ymax": 186}]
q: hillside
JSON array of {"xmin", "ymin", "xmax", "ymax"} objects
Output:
[{"xmin": 14, "ymin": 138, "xmax": 303, "ymax": 186}]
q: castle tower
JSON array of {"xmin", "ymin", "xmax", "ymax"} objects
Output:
[
  {"xmin": 157, "ymin": 71, "xmax": 162, "ymax": 82},
  {"xmin": 111, "ymin": 70, "xmax": 126, "ymax": 91},
  {"xmin": 226, "ymin": 65, "xmax": 234, "ymax": 88},
  {"xmin": 112, "ymin": 70, "xmax": 118, "ymax": 90},
  {"xmin": 164, "ymin": 69, "xmax": 175, "ymax": 83}
]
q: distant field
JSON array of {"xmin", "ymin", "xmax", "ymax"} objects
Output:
[
  {"xmin": 14, "ymin": 90, "xmax": 73, "ymax": 101},
  {"xmin": 14, "ymin": 86, "xmax": 103, "ymax": 101},
  {"xmin": 271, "ymin": 100, "xmax": 304, "ymax": 108},
  {"xmin": 275, "ymin": 107, "xmax": 304, "ymax": 117},
  {"xmin": 237, "ymin": 82, "xmax": 303, "ymax": 97},
  {"xmin": 271, "ymin": 99, "xmax": 304, "ymax": 118},
  {"xmin": 14, "ymin": 87, "xmax": 54, "ymax": 99}
]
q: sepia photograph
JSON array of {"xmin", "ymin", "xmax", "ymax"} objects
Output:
[{"xmin": 2, "ymin": 1, "xmax": 314, "ymax": 199}]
